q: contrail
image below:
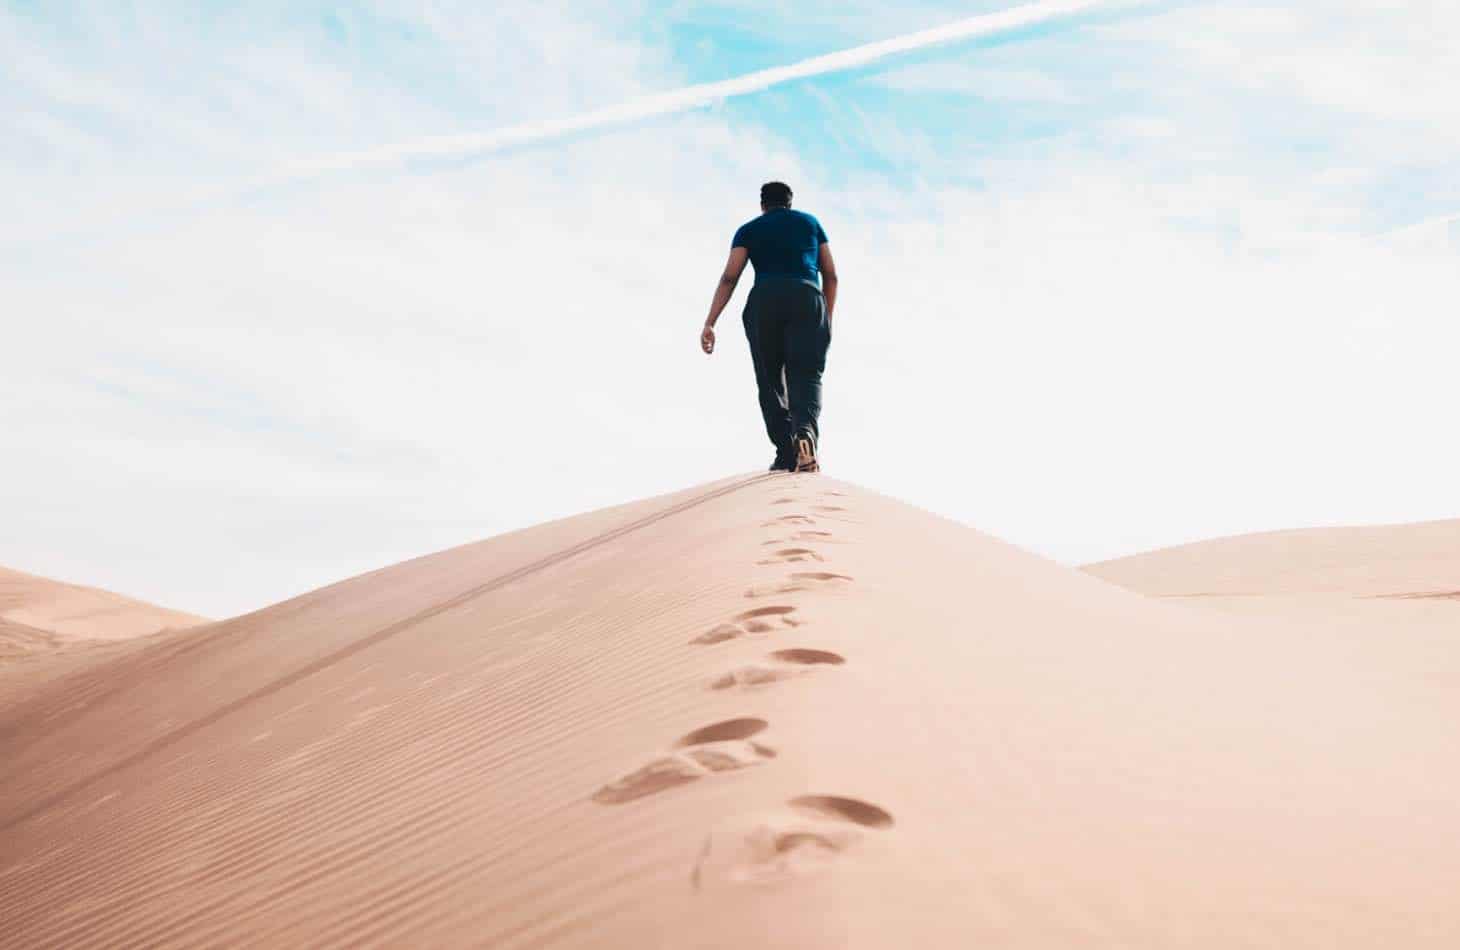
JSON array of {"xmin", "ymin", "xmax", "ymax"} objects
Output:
[
  {"xmin": 275, "ymin": 0, "xmax": 1120, "ymax": 182},
  {"xmin": 1378, "ymin": 212, "xmax": 1460, "ymax": 240}
]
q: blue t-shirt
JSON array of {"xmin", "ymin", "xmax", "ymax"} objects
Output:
[{"xmin": 731, "ymin": 208, "xmax": 828, "ymax": 285}]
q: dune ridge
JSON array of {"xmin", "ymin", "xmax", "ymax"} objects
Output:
[
  {"xmin": 0, "ymin": 565, "xmax": 206, "ymax": 668},
  {"xmin": 3, "ymin": 476, "xmax": 1458, "ymax": 947},
  {"xmin": 0, "ymin": 565, "xmax": 205, "ymax": 640},
  {"xmin": 1087, "ymin": 517, "xmax": 1460, "ymax": 597}
]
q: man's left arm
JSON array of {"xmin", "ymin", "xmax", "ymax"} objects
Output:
[
  {"xmin": 701, "ymin": 246, "xmax": 749, "ymax": 355},
  {"xmin": 818, "ymin": 242, "xmax": 838, "ymax": 324}
]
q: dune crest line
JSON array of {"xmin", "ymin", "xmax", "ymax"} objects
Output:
[{"xmin": 0, "ymin": 473, "xmax": 777, "ymax": 834}]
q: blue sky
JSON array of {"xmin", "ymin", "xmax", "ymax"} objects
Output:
[{"xmin": 2, "ymin": 1, "xmax": 1458, "ymax": 616}]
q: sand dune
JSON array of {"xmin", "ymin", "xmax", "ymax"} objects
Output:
[
  {"xmin": 3, "ymin": 477, "xmax": 1458, "ymax": 947},
  {"xmin": 1087, "ymin": 517, "xmax": 1460, "ymax": 598},
  {"xmin": 1086, "ymin": 518, "xmax": 1460, "ymax": 734},
  {"xmin": 0, "ymin": 565, "xmax": 205, "ymax": 662}
]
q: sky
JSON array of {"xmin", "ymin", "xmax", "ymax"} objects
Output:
[{"xmin": 2, "ymin": 0, "xmax": 1458, "ymax": 618}]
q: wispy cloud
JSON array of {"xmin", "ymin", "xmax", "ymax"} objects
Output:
[
  {"xmin": 1379, "ymin": 211, "xmax": 1460, "ymax": 250},
  {"xmin": 271, "ymin": 0, "xmax": 1122, "ymax": 182},
  {"xmin": 871, "ymin": 62, "xmax": 1075, "ymax": 102}
]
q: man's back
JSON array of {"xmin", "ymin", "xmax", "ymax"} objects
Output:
[{"xmin": 731, "ymin": 208, "xmax": 828, "ymax": 286}]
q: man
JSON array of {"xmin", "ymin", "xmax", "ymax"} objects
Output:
[{"xmin": 700, "ymin": 181, "xmax": 838, "ymax": 473}]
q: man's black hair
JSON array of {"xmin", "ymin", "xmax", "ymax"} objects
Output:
[{"xmin": 760, "ymin": 181, "xmax": 793, "ymax": 208}]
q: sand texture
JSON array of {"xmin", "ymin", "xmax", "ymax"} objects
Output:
[
  {"xmin": 3, "ymin": 476, "xmax": 1458, "ymax": 947},
  {"xmin": 0, "ymin": 565, "xmax": 205, "ymax": 663},
  {"xmin": 1087, "ymin": 518, "xmax": 1460, "ymax": 598}
]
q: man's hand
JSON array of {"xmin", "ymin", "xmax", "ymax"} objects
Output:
[{"xmin": 701, "ymin": 249, "xmax": 746, "ymax": 356}]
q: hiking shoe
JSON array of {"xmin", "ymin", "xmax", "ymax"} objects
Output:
[
  {"xmin": 793, "ymin": 434, "xmax": 819, "ymax": 473},
  {"xmin": 768, "ymin": 453, "xmax": 794, "ymax": 472}
]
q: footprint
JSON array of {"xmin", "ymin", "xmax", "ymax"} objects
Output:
[
  {"xmin": 770, "ymin": 648, "xmax": 845, "ymax": 666},
  {"xmin": 761, "ymin": 515, "xmax": 816, "ymax": 527},
  {"xmin": 709, "ymin": 648, "xmax": 846, "ymax": 691},
  {"xmin": 675, "ymin": 717, "xmax": 769, "ymax": 746},
  {"xmin": 745, "ymin": 572, "xmax": 853, "ymax": 599},
  {"xmin": 761, "ymin": 532, "xmax": 839, "ymax": 548},
  {"xmin": 693, "ymin": 624, "xmax": 744, "ymax": 645},
  {"xmin": 709, "ymin": 666, "xmax": 799, "ymax": 690},
  {"xmin": 810, "ymin": 505, "xmax": 846, "ymax": 513},
  {"xmin": 771, "ymin": 497, "xmax": 800, "ymax": 505},
  {"xmin": 820, "ymin": 490, "xmax": 847, "ymax": 497},
  {"xmin": 739, "ymin": 605, "xmax": 803, "ymax": 631},
  {"xmin": 788, "ymin": 795, "xmax": 894, "ymax": 828},
  {"xmin": 691, "ymin": 606, "xmax": 801, "ymax": 645},
  {"xmin": 594, "ymin": 719, "xmax": 777, "ymax": 805},
  {"xmin": 691, "ymin": 794, "xmax": 895, "ymax": 889},
  {"xmin": 756, "ymin": 547, "xmax": 824, "ymax": 565}
]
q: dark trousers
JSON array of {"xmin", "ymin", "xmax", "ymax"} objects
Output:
[{"xmin": 741, "ymin": 279, "xmax": 830, "ymax": 456}]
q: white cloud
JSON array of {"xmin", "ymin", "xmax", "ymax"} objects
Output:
[
  {"xmin": 1381, "ymin": 213, "xmax": 1460, "ymax": 252},
  {"xmin": 1106, "ymin": 0, "xmax": 1460, "ymax": 153},
  {"xmin": 872, "ymin": 62, "xmax": 1075, "ymax": 101}
]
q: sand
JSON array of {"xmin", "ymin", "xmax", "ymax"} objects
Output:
[
  {"xmin": 0, "ymin": 565, "xmax": 205, "ymax": 662},
  {"xmin": 1087, "ymin": 517, "xmax": 1460, "ymax": 598},
  {"xmin": 2, "ymin": 477, "xmax": 1458, "ymax": 947}
]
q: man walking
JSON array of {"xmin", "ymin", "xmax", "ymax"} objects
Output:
[{"xmin": 700, "ymin": 181, "xmax": 838, "ymax": 473}]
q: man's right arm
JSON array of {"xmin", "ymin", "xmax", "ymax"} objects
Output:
[
  {"xmin": 701, "ymin": 246, "xmax": 749, "ymax": 355},
  {"xmin": 818, "ymin": 243, "xmax": 838, "ymax": 322}
]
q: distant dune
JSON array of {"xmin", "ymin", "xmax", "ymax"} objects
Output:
[
  {"xmin": 0, "ymin": 565, "xmax": 206, "ymax": 661},
  {"xmin": 2, "ymin": 478, "xmax": 1458, "ymax": 947},
  {"xmin": 1086, "ymin": 518, "xmax": 1460, "ymax": 598}
]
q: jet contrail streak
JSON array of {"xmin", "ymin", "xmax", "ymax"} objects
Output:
[
  {"xmin": 276, "ymin": 0, "xmax": 1118, "ymax": 181},
  {"xmin": 1379, "ymin": 212, "xmax": 1460, "ymax": 239}
]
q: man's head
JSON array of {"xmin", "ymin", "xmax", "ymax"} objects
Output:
[{"xmin": 760, "ymin": 181, "xmax": 793, "ymax": 211}]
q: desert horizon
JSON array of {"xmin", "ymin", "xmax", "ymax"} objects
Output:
[{"xmin": 7, "ymin": 484, "xmax": 1460, "ymax": 643}]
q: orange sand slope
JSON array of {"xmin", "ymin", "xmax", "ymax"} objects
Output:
[
  {"xmin": 0, "ymin": 565, "xmax": 205, "ymax": 660},
  {"xmin": 3, "ymin": 477, "xmax": 1458, "ymax": 947}
]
